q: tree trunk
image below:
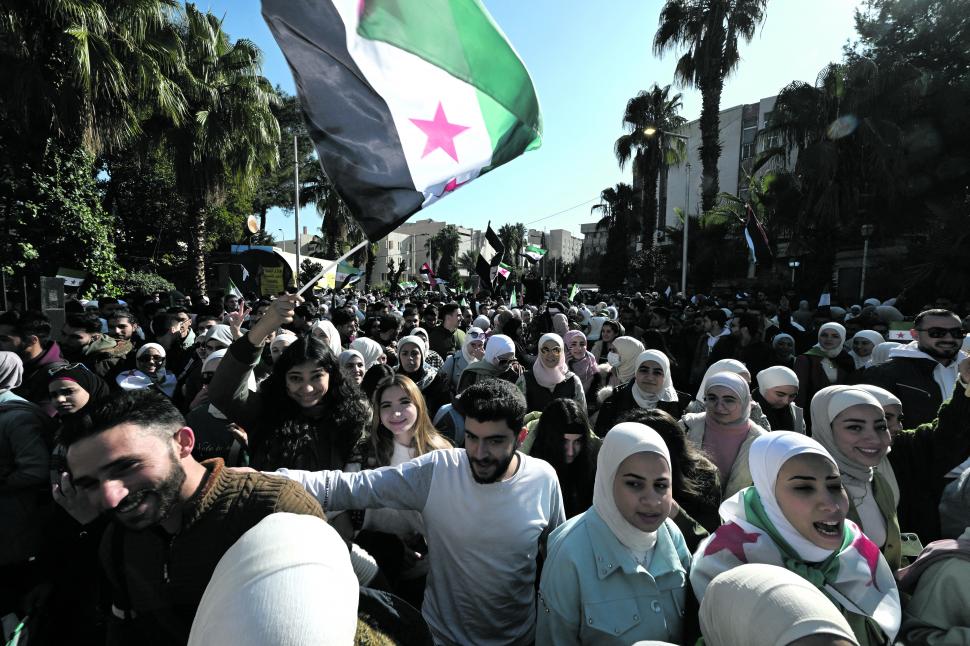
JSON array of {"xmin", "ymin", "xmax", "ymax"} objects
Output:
[
  {"xmin": 189, "ymin": 202, "xmax": 208, "ymax": 293},
  {"xmin": 698, "ymin": 79, "xmax": 724, "ymax": 213},
  {"xmin": 259, "ymin": 206, "xmax": 268, "ymax": 233}
]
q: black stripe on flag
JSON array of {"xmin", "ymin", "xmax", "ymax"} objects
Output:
[
  {"xmin": 477, "ymin": 224, "xmax": 505, "ymax": 292},
  {"xmin": 262, "ymin": 0, "xmax": 424, "ymax": 241}
]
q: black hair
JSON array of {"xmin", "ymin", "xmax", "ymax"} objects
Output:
[
  {"xmin": 439, "ymin": 302, "xmax": 461, "ymax": 318},
  {"xmin": 64, "ymin": 313, "xmax": 103, "ymax": 334},
  {"xmin": 330, "ymin": 307, "xmax": 356, "ymax": 327},
  {"xmin": 914, "ymin": 308, "xmax": 959, "ymax": 327},
  {"xmin": 0, "ymin": 310, "xmax": 53, "ymax": 342},
  {"xmin": 194, "ymin": 313, "xmax": 220, "ymax": 327},
  {"xmin": 379, "ymin": 313, "xmax": 402, "ymax": 333},
  {"xmin": 107, "ymin": 309, "xmax": 138, "ymax": 325},
  {"xmin": 454, "ymin": 378, "xmax": 526, "ymax": 433},
  {"xmin": 361, "ymin": 363, "xmax": 395, "ymax": 401},
  {"xmin": 615, "ymin": 408, "xmax": 720, "ymax": 508},
  {"xmin": 59, "ymin": 389, "xmax": 184, "ymax": 449},
  {"xmin": 704, "ymin": 308, "xmax": 728, "ymax": 326},
  {"xmin": 601, "ymin": 320, "xmax": 625, "ymax": 337},
  {"xmin": 150, "ymin": 312, "xmax": 182, "ymax": 338},
  {"xmin": 531, "ymin": 398, "xmax": 596, "ymax": 472},
  {"xmin": 737, "ymin": 312, "xmax": 764, "ymax": 338},
  {"xmin": 421, "ymin": 305, "xmax": 438, "ymax": 318}
]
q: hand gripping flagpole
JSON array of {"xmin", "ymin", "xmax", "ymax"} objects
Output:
[{"xmin": 296, "ymin": 240, "xmax": 368, "ymax": 297}]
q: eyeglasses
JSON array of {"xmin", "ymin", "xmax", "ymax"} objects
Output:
[
  {"xmin": 540, "ymin": 346, "xmax": 562, "ymax": 355},
  {"xmin": 138, "ymin": 355, "xmax": 166, "ymax": 364},
  {"xmin": 916, "ymin": 327, "xmax": 966, "ymax": 339}
]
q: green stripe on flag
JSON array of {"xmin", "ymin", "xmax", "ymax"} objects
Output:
[{"xmin": 358, "ymin": 0, "xmax": 541, "ymax": 150}]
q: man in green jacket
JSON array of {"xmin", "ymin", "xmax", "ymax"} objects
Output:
[{"xmin": 53, "ymin": 389, "xmax": 326, "ymax": 646}]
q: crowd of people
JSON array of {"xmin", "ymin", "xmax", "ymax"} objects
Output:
[{"xmin": 1, "ymin": 284, "xmax": 970, "ymax": 645}]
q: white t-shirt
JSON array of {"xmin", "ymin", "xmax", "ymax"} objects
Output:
[{"xmin": 280, "ymin": 449, "xmax": 565, "ymax": 646}]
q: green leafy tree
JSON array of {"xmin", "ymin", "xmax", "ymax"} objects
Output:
[
  {"xmin": 614, "ymin": 84, "xmax": 687, "ymax": 278},
  {"xmin": 661, "ymin": 208, "xmax": 745, "ymax": 292},
  {"xmin": 162, "ymin": 4, "xmax": 280, "ymax": 292},
  {"xmin": 654, "ymin": 0, "xmax": 769, "ymax": 212},
  {"xmin": 1, "ymin": 143, "xmax": 123, "ymax": 294},
  {"xmin": 117, "ymin": 271, "xmax": 177, "ymax": 295},
  {"xmin": 457, "ymin": 249, "xmax": 479, "ymax": 277},
  {"xmin": 497, "ymin": 222, "xmax": 527, "ymax": 269}
]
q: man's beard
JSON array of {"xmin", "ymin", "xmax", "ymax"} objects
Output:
[
  {"xmin": 110, "ymin": 456, "xmax": 186, "ymax": 528},
  {"xmin": 469, "ymin": 451, "xmax": 516, "ymax": 484},
  {"xmin": 921, "ymin": 343, "xmax": 960, "ymax": 362}
]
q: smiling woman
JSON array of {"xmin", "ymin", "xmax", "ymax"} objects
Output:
[{"xmin": 690, "ymin": 431, "xmax": 902, "ymax": 646}]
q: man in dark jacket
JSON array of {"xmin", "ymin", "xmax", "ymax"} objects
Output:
[
  {"xmin": 710, "ymin": 311, "xmax": 773, "ymax": 379},
  {"xmin": 52, "ymin": 389, "xmax": 326, "ymax": 646},
  {"xmin": 61, "ymin": 312, "xmax": 132, "ymax": 380},
  {"xmin": 0, "ymin": 311, "xmax": 68, "ymax": 412},
  {"xmin": 858, "ymin": 309, "xmax": 967, "ymax": 427}
]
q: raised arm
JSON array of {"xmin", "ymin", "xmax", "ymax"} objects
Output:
[{"xmin": 277, "ymin": 451, "xmax": 439, "ymax": 513}]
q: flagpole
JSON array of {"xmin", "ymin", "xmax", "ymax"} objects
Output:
[
  {"xmin": 294, "ymin": 135, "xmax": 301, "ymax": 288},
  {"xmin": 297, "ymin": 240, "xmax": 368, "ymax": 297}
]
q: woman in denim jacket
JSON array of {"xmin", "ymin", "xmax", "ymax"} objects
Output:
[{"xmin": 537, "ymin": 422, "xmax": 691, "ymax": 645}]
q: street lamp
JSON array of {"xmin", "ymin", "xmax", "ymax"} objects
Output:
[
  {"xmin": 277, "ymin": 228, "xmax": 285, "ymax": 252},
  {"xmin": 788, "ymin": 258, "xmax": 801, "ymax": 286},
  {"xmin": 643, "ymin": 127, "xmax": 691, "ymax": 294},
  {"xmin": 859, "ymin": 224, "xmax": 875, "ymax": 300}
]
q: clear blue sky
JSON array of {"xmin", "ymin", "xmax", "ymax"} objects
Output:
[{"xmin": 201, "ymin": 0, "xmax": 863, "ymax": 240}]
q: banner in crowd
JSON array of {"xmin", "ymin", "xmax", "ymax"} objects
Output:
[
  {"xmin": 263, "ymin": 0, "xmax": 542, "ymax": 241},
  {"xmin": 261, "ymin": 266, "xmax": 286, "ymax": 294}
]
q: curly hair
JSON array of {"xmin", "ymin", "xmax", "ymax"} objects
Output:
[
  {"xmin": 364, "ymin": 374, "xmax": 450, "ymax": 467},
  {"xmin": 254, "ymin": 335, "xmax": 369, "ymax": 470}
]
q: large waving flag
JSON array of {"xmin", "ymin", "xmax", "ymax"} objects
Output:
[
  {"xmin": 520, "ymin": 244, "xmax": 547, "ymax": 264},
  {"xmin": 743, "ymin": 204, "xmax": 773, "ymax": 265},
  {"xmin": 263, "ymin": 0, "xmax": 543, "ymax": 241}
]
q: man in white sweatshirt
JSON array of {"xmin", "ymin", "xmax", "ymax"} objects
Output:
[{"xmin": 276, "ymin": 378, "xmax": 565, "ymax": 646}]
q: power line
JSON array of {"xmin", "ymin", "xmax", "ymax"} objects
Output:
[{"xmin": 524, "ymin": 197, "xmax": 600, "ymax": 226}]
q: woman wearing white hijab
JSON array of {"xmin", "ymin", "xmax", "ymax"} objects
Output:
[
  {"xmin": 350, "ymin": 336, "xmax": 386, "ymax": 371},
  {"xmin": 269, "ymin": 332, "xmax": 297, "ymax": 363},
  {"xmin": 309, "ymin": 318, "xmax": 343, "ymax": 357},
  {"xmin": 691, "ymin": 431, "xmax": 901, "ymax": 645},
  {"xmin": 116, "ymin": 343, "xmax": 177, "ymax": 397},
  {"xmin": 681, "ymin": 372, "xmax": 766, "ymax": 498},
  {"xmin": 795, "ymin": 322, "xmax": 856, "ymax": 432},
  {"xmin": 753, "ymin": 365, "xmax": 806, "ymax": 434},
  {"xmin": 441, "ymin": 326, "xmax": 485, "ymax": 394},
  {"xmin": 869, "ymin": 341, "xmax": 901, "ymax": 367},
  {"xmin": 456, "ymin": 333, "xmax": 521, "ymax": 393},
  {"xmin": 685, "ymin": 359, "xmax": 773, "ymax": 431},
  {"xmin": 700, "ymin": 564, "xmax": 859, "ymax": 646},
  {"xmin": 597, "ymin": 335, "xmax": 644, "ymax": 395},
  {"xmin": 850, "ymin": 330, "xmax": 885, "ymax": 370},
  {"xmin": 839, "ymin": 370, "xmax": 970, "ymax": 552},
  {"xmin": 518, "ymin": 333, "xmax": 586, "ymax": 415},
  {"xmin": 338, "ymin": 349, "xmax": 366, "ymax": 385},
  {"xmin": 538, "ymin": 423, "xmax": 691, "ymax": 645},
  {"xmin": 595, "ymin": 350, "xmax": 691, "ymax": 436}
]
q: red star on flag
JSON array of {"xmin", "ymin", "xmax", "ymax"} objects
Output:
[
  {"xmin": 410, "ymin": 102, "xmax": 470, "ymax": 162},
  {"xmin": 703, "ymin": 522, "xmax": 760, "ymax": 562}
]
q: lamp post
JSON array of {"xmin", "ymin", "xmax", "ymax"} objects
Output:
[
  {"xmin": 859, "ymin": 224, "xmax": 875, "ymax": 300},
  {"xmin": 788, "ymin": 258, "xmax": 801, "ymax": 286},
  {"xmin": 644, "ymin": 127, "xmax": 691, "ymax": 294},
  {"xmin": 277, "ymin": 228, "xmax": 285, "ymax": 252}
]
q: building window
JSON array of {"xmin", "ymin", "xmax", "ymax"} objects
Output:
[{"xmin": 741, "ymin": 142, "xmax": 755, "ymax": 159}]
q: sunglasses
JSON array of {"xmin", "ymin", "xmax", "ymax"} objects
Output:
[
  {"xmin": 916, "ymin": 327, "xmax": 966, "ymax": 339},
  {"xmin": 48, "ymin": 363, "xmax": 86, "ymax": 377},
  {"xmin": 138, "ymin": 355, "xmax": 166, "ymax": 363}
]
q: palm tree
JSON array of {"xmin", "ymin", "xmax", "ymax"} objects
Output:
[
  {"xmin": 0, "ymin": 0, "xmax": 186, "ymax": 158},
  {"xmin": 654, "ymin": 0, "xmax": 769, "ymax": 212},
  {"xmin": 427, "ymin": 225, "xmax": 461, "ymax": 285},
  {"xmin": 614, "ymin": 84, "xmax": 687, "ymax": 259},
  {"xmin": 458, "ymin": 250, "xmax": 479, "ymax": 276},
  {"xmin": 497, "ymin": 222, "xmax": 527, "ymax": 268},
  {"xmin": 592, "ymin": 183, "xmax": 637, "ymax": 290},
  {"xmin": 163, "ymin": 4, "xmax": 280, "ymax": 291}
]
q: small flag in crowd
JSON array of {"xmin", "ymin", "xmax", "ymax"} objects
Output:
[
  {"xmin": 509, "ymin": 286, "xmax": 518, "ymax": 308},
  {"xmin": 420, "ymin": 262, "xmax": 438, "ymax": 288},
  {"xmin": 520, "ymin": 244, "xmax": 547, "ymax": 264},
  {"xmin": 263, "ymin": 0, "xmax": 542, "ymax": 241},
  {"xmin": 496, "ymin": 262, "xmax": 513, "ymax": 281},
  {"xmin": 227, "ymin": 277, "xmax": 243, "ymax": 299},
  {"xmin": 477, "ymin": 223, "xmax": 506, "ymax": 291},
  {"xmin": 743, "ymin": 204, "xmax": 773, "ymax": 265},
  {"xmin": 568, "ymin": 283, "xmax": 579, "ymax": 301},
  {"xmin": 336, "ymin": 261, "xmax": 363, "ymax": 290}
]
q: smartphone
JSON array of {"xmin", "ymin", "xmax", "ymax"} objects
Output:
[{"xmin": 900, "ymin": 532, "xmax": 925, "ymax": 558}]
